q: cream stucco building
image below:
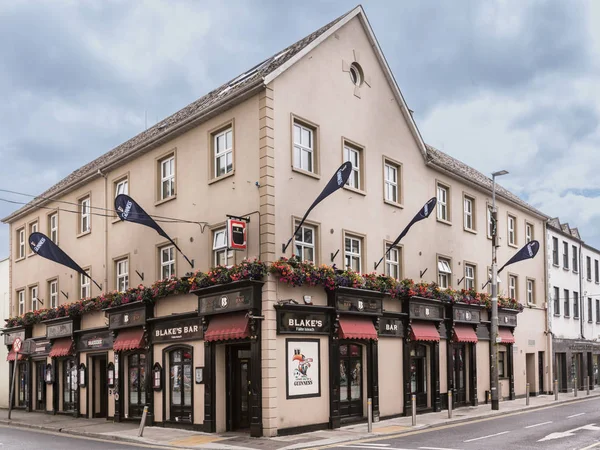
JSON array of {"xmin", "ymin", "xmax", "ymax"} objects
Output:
[{"xmin": 2, "ymin": 6, "xmax": 550, "ymax": 437}]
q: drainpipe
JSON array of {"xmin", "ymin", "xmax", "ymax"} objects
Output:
[{"xmin": 97, "ymin": 169, "xmax": 108, "ymax": 293}]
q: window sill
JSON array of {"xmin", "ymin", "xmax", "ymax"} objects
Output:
[
  {"xmin": 552, "ymin": 263, "xmax": 560, "ymax": 268},
  {"xmin": 574, "ymin": 317, "xmax": 580, "ymax": 320},
  {"xmin": 291, "ymin": 166, "xmax": 320, "ymax": 180},
  {"xmin": 508, "ymin": 243, "xmax": 518, "ymax": 249},
  {"xmin": 383, "ymin": 199, "xmax": 403, "ymax": 210},
  {"xmin": 554, "ymin": 314, "xmax": 561, "ymax": 317},
  {"xmin": 343, "ymin": 185, "xmax": 367, "ymax": 196},
  {"xmin": 436, "ymin": 218, "xmax": 452, "ymax": 226},
  {"xmin": 27, "ymin": 252, "xmax": 37, "ymax": 258},
  {"xmin": 564, "ymin": 315, "xmax": 571, "ymax": 318},
  {"xmin": 588, "ymin": 320, "xmax": 593, "ymax": 324},
  {"xmin": 111, "ymin": 216, "xmax": 122, "ymax": 225},
  {"xmin": 15, "ymin": 256, "xmax": 25, "ymax": 263},
  {"xmin": 77, "ymin": 230, "xmax": 91, "ymax": 239},
  {"xmin": 563, "ymin": 267, "xmax": 570, "ymax": 271},
  {"xmin": 464, "ymin": 227, "xmax": 477, "ymax": 235},
  {"xmin": 155, "ymin": 195, "xmax": 177, "ymax": 207},
  {"xmin": 573, "ymin": 271, "xmax": 579, "ymax": 275},
  {"xmin": 208, "ymin": 171, "xmax": 235, "ymax": 185}
]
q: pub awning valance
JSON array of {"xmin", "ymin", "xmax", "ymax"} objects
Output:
[
  {"xmin": 410, "ymin": 321, "xmax": 440, "ymax": 342},
  {"xmin": 339, "ymin": 317, "xmax": 377, "ymax": 340},
  {"xmin": 49, "ymin": 338, "xmax": 74, "ymax": 358},
  {"xmin": 498, "ymin": 327, "xmax": 515, "ymax": 344},
  {"xmin": 205, "ymin": 312, "xmax": 250, "ymax": 342},
  {"xmin": 453, "ymin": 324, "xmax": 478, "ymax": 343},
  {"xmin": 113, "ymin": 328, "xmax": 145, "ymax": 352},
  {"xmin": 6, "ymin": 349, "xmax": 25, "ymax": 361}
]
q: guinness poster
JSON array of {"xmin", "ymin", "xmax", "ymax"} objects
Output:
[{"xmin": 286, "ymin": 339, "xmax": 320, "ymax": 399}]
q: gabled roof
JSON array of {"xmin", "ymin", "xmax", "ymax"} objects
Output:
[
  {"xmin": 425, "ymin": 145, "xmax": 548, "ymax": 219},
  {"xmin": 548, "ymin": 217, "xmax": 584, "ymax": 243}
]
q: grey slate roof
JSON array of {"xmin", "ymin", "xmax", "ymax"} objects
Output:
[
  {"xmin": 425, "ymin": 144, "xmax": 548, "ymax": 219},
  {"xmin": 2, "ymin": 8, "xmax": 351, "ymax": 223}
]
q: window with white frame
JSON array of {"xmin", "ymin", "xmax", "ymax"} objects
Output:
[
  {"xmin": 344, "ymin": 144, "xmax": 361, "ymax": 190},
  {"xmin": 160, "ymin": 245, "xmax": 176, "ymax": 279},
  {"xmin": 552, "ymin": 237, "xmax": 559, "ymax": 265},
  {"xmin": 29, "ymin": 221, "xmax": 38, "ymax": 241},
  {"xmin": 293, "ymin": 122, "xmax": 314, "ymax": 173},
  {"xmin": 49, "ymin": 280, "xmax": 58, "ymax": 309},
  {"xmin": 214, "ymin": 127, "xmax": 233, "ymax": 178},
  {"xmin": 437, "ymin": 184, "xmax": 449, "ymax": 221},
  {"xmin": 49, "ymin": 213, "xmax": 58, "ymax": 243},
  {"xmin": 385, "ymin": 245, "xmax": 401, "ymax": 280},
  {"xmin": 79, "ymin": 196, "xmax": 90, "ymax": 233},
  {"xmin": 17, "ymin": 290, "xmax": 24, "ymax": 315},
  {"xmin": 80, "ymin": 270, "xmax": 90, "ymax": 299},
  {"xmin": 160, "ymin": 155, "xmax": 175, "ymax": 200},
  {"xmin": 30, "ymin": 286, "xmax": 38, "ymax": 312},
  {"xmin": 294, "ymin": 224, "xmax": 315, "ymax": 263},
  {"xmin": 437, "ymin": 257, "xmax": 452, "ymax": 289},
  {"xmin": 572, "ymin": 245, "xmax": 578, "ymax": 272},
  {"xmin": 508, "ymin": 275, "xmax": 517, "ymax": 299},
  {"xmin": 115, "ymin": 178, "xmax": 128, "ymax": 197},
  {"xmin": 596, "ymin": 259, "xmax": 599, "ymax": 283},
  {"xmin": 344, "ymin": 234, "xmax": 362, "ymax": 272},
  {"xmin": 116, "ymin": 259, "xmax": 129, "ymax": 292},
  {"xmin": 464, "ymin": 263, "xmax": 476, "ymax": 290},
  {"xmin": 526, "ymin": 223, "xmax": 533, "ymax": 243},
  {"xmin": 213, "ymin": 228, "xmax": 232, "ymax": 267},
  {"xmin": 587, "ymin": 256, "xmax": 592, "ymax": 280},
  {"xmin": 17, "ymin": 227, "xmax": 25, "ymax": 259},
  {"xmin": 564, "ymin": 289, "xmax": 570, "ymax": 316},
  {"xmin": 508, "ymin": 215, "xmax": 516, "ymax": 246},
  {"xmin": 563, "ymin": 242, "xmax": 569, "ymax": 269},
  {"xmin": 553, "ymin": 286, "xmax": 560, "ymax": 315},
  {"xmin": 463, "ymin": 196, "xmax": 474, "ymax": 231},
  {"xmin": 527, "ymin": 279, "xmax": 535, "ymax": 304},
  {"xmin": 574, "ymin": 291, "xmax": 580, "ymax": 318},
  {"xmin": 487, "ymin": 206, "xmax": 494, "ymax": 238},
  {"xmin": 384, "ymin": 161, "xmax": 399, "ymax": 203}
]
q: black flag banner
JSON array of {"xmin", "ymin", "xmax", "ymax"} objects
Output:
[
  {"xmin": 283, "ymin": 161, "xmax": 353, "ymax": 253},
  {"xmin": 482, "ymin": 240, "xmax": 540, "ymax": 289},
  {"xmin": 29, "ymin": 232, "xmax": 102, "ymax": 290},
  {"xmin": 375, "ymin": 197, "xmax": 437, "ymax": 270},
  {"xmin": 115, "ymin": 194, "xmax": 194, "ymax": 268}
]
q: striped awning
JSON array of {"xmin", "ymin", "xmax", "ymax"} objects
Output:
[
  {"xmin": 113, "ymin": 328, "xmax": 145, "ymax": 352},
  {"xmin": 204, "ymin": 313, "xmax": 249, "ymax": 342},
  {"xmin": 6, "ymin": 349, "xmax": 25, "ymax": 361},
  {"xmin": 49, "ymin": 338, "xmax": 74, "ymax": 358}
]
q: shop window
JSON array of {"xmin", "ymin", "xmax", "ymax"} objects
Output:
[
  {"xmin": 63, "ymin": 359, "xmax": 78, "ymax": 411},
  {"xmin": 498, "ymin": 351, "xmax": 506, "ymax": 378}
]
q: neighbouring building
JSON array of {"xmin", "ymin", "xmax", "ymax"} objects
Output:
[
  {"xmin": 1, "ymin": 6, "xmax": 550, "ymax": 437},
  {"xmin": 0, "ymin": 257, "xmax": 8, "ymax": 407},
  {"xmin": 547, "ymin": 218, "xmax": 600, "ymax": 392}
]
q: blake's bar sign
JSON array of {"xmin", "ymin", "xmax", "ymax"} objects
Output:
[
  {"xmin": 277, "ymin": 311, "xmax": 330, "ymax": 334},
  {"xmin": 153, "ymin": 318, "xmax": 203, "ymax": 343},
  {"xmin": 77, "ymin": 331, "xmax": 113, "ymax": 351}
]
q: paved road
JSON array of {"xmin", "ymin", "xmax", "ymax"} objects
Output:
[
  {"xmin": 0, "ymin": 425, "xmax": 168, "ymax": 450},
  {"xmin": 332, "ymin": 397, "xmax": 600, "ymax": 450}
]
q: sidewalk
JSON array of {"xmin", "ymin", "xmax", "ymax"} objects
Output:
[{"xmin": 1, "ymin": 392, "xmax": 599, "ymax": 449}]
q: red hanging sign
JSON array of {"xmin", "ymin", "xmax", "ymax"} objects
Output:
[{"xmin": 227, "ymin": 219, "xmax": 247, "ymax": 250}]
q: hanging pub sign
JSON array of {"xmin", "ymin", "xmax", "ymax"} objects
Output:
[
  {"xmin": 109, "ymin": 307, "xmax": 146, "ymax": 330},
  {"xmin": 46, "ymin": 321, "xmax": 74, "ymax": 339},
  {"xmin": 286, "ymin": 338, "xmax": 321, "ymax": 399},
  {"xmin": 77, "ymin": 331, "xmax": 113, "ymax": 351},
  {"xmin": 32, "ymin": 339, "xmax": 51, "ymax": 356},
  {"xmin": 378, "ymin": 318, "xmax": 404, "ymax": 337},
  {"xmin": 199, "ymin": 286, "xmax": 254, "ymax": 315},
  {"xmin": 227, "ymin": 219, "xmax": 247, "ymax": 250},
  {"xmin": 453, "ymin": 307, "xmax": 481, "ymax": 324},
  {"xmin": 336, "ymin": 295, "xmax": 382, "ymax": 315},
  {"xmin": 499, "ymin": 312, "xmax": 518, "ymax": 327},
  {"xmin": 277, "ymin": 310, "xmax": 330, "ymax": 335},
  {"xmin": 3, "ymin": 330, "xmax": 25, "ymax": 346},
  {"xmin": 152, "ymin": 317, "xmax": 203, "ymax": 343},
  {"xmin": 409, "ymin": 301, "xmax": 443, "ymax": 320}
]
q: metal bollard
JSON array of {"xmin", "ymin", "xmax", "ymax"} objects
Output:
[
  {"xmin": 138, "ymin": 405, "xmax": 149, "ymax": 437},
  {"xmin": 574, "ymin": 378, "xmax": 578, "ymax": 397},
  {"xmin": 367, "ymin": 398, "xmax": 373, "ymax": 433},
  {"xmin": 554, "ymin": 380, "xmax": 559, "ymax": 400},
  {"xmin": 526, "ymin": 383, "xmax": 530, "ymax": 406},
  {"xmin": 587, "ymin": 377, "xmax": 590, "ymax": 396},
  {"xmin": 448, "ymin": 390, "xmax": 453, "ymax": 418},
  {"xmin": 412, "ymin": 394, "xmax": 417, "ymax": 426}
]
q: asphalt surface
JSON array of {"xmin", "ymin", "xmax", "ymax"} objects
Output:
[
  {"xmin": 332, "ymin": 397, "xmax": 600, "ymax": 450},
  {"xmin": 0, "ymin": 425, "xmax": 168, "ymax": 450}
]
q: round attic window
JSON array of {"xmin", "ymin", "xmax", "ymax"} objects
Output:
[{"xmin": 349, "ymin": 62, "xmax": 364, "ymax": 86}]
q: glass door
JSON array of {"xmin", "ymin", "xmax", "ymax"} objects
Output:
[
  {"xmin": 339, "ymin": 343, "xmax": 363, "ymax": 418},
  {"xmin": 232, "ymin": 347, "xmax": 251, "ymax": 430},
  {"xmin": 17, "ymin": 362, "xmax": 28, "ymax": 408},
  {"xmin": 36, "ymin": 361, "xmax": 46, "ymax": 411},
  {"xmin": 453, "ymin": 344, "xmax": 467, "ymax": 406},
  {"xmin": 169, "ymin": 349, "xmax": 193, "ymax": 423},
  {"xmin": 410, "ymin": 343, "xmax": 428, "ymax": 408},
  {"xmin": 63, "ymin": 359, "xmax": 77, "ymax": 412},
  {"xmin": 128, "ymin": 353, "xmax": 146, "ymax": 418}
]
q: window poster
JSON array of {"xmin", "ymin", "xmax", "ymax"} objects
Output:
[{"xmin": 286, "ymin": 338, "xmax": 320, "ymax": 399}]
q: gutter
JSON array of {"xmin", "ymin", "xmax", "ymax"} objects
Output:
[{"xmin": 2, "ymin": 80, "xmax": 265, "ymax": 224}]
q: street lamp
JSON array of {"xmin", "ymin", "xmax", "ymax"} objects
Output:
[{"xmin": 491, "ymin": 169, "xmax": 508, "ymax": 411}]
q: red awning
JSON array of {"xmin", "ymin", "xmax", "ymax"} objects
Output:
[
  {"xmin": 49, "ymin": 338, "xmax": 74, "ymax": 358},
  {"xmin": 6, "ymin": 349, "xmax": 25, "ymax": 361},
  {"xmin": 498, "ymin": 328, "xmax": 515, "ymax": 344},
  {"xmin": 113, "ymin": 328, "xmax": 145, "ymax": 352},
  {"xmin": 205, "ymin": 313, "xmax": 250, "ymax": 342},
  {"xmin": 338, "ymin": 317, "xmax": 378, "ymax": 340},
  {"xmin": 410, "ymin": 321, "xmax": 440, "ymax": 342},
  {"xmin": 453, "ymin": 324, "xmax": 478, "ymax": 343}
]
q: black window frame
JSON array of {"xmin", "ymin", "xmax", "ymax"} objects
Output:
[
  {"xmin": 573, "ymin": 291, "xmax": 579, "ymax": 319},
  {"xmin": 587, "ymin": 256, "xmax": 592, "ymax": 280},
  {"xmin": 564, "ymin": 289, "xmax": 570, "ymax": 317},
  {"xmin": 552, "ymin": 237, "xmax": 559, "ymax": 265},
  {"xmin": 588, "ymin": 298, "xmax": 593, "ymax": 323},
  {"xmin": 498, "ymin": 351, "xmax": 506, "ymax": 378},
  {"xmin": 553, "ymin": 286, "xmax": 560, "ymax": 316},
  {"xmin": 563, "ymin": 242, "xmax": 569, "ymax": 269},
  {"xmin": 572, "ymin": 245, "xmax": 578, "ymax": 273}
]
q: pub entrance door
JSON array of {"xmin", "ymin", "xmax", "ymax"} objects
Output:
[
  {"xmin": 410, "ymin": 343, "xmax": 428, "ymax": 409},
  {"xmin": 91, "ymin": 355, "xmax": 107, "ymax": 418},
  {"xmin": 35, "ymin": 361, "xmax": 46, "ymax": 411},
  {"xmin": 169, "ymin": 348, "xmax": 193, "ymax": 423},
  {"xmin": 339, "ymin": 343, "xmax": 363, "ymax": 418},
  {"xmin": 227, "ymin": 344, "xmax": 252, "ymax": 431},
  {"xmin": 452, "ymin": 344, "xmax": 467, "ymax": 406}
]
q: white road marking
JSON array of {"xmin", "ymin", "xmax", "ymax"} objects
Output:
[
  {"xmin": 341, "ymin": 446, "xmax": 412, "ymax": 450},
  {"xmin": 538, "ymin": 423, "xmax": 600, "ymax": 442},
  {"xmin": 354, "ymin": 445, "xmax": 390, "ymax": 447},
  {"xmin": 464, "ymin": 431, "xmax": 509, "ymax": 442},
  {"xmin": 525, "ymin": 421, "xmax": 553, "ymax": 428},
  {"xmin": 419, "ymin": 447, "xmax": 463, "ymax": 450},
  {"xmin": 568, "ymin": 413, "xmax": 587, "ymax": 418}
]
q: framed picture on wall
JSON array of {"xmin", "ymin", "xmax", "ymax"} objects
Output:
[{"xmin": 286, "ymin": 338, "xmax": 321, "ymax": 399}]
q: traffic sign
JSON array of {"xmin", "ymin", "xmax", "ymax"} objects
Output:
[{"xmin": 12, "ymin": 337, "xmax": 22, "ymax": 353}]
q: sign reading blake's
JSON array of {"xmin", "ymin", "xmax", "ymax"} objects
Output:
[
  {"xmin": 4, "ymin": 330, "xmax": 25, "ymax": 346},
  {"xmin": 378, "ymin": 318, "xmax": 403, "ymax": 337},
  {"xmin": 336, "ymin": 295, "xmax": 382, "ymax": 314},
  {"xmin": 153, "ymin": 318, "xmax": 203, "ymax": 343},
  {"xmin": 77, "ymin": 331, "xmax": 113, "ymax": 351},
  {"xmin": 199, "ymin": 287, "xmax": 253, "ymax": 314},
  {"xmin": 277, "ymin": 311, "xmax": 330, "ymax": 334},
  {"xmin": 109, "ymin": 308, "xmax": 146, "ymax": 329},
  {"xmin": 47, "ymin": 321, "xmax": 73, "ymax": 339}
]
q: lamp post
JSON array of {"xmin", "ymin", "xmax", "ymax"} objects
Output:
[{"xmin": 491, "ymin": 169, "xmax": 508, "ymax": 411}]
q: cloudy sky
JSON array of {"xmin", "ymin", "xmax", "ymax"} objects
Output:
[{"xmin": 1, "ymin": 0, "xmax": 599, "ymax": 258}]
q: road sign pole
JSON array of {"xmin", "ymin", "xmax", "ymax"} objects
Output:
[{"xmin": 8, "ymin": 351, "xmax": 18, "ymax": 420}]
